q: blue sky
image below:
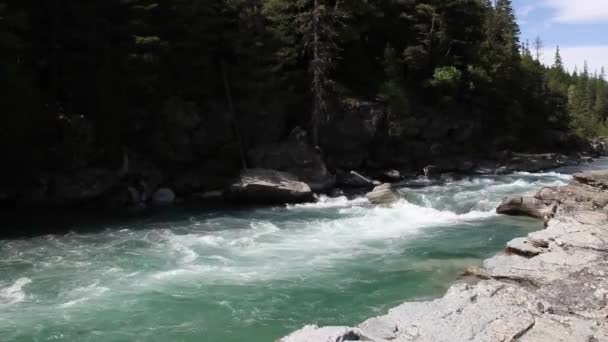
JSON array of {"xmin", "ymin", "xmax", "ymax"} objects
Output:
[{"xmin": 514, "ymin": 0, "xmax": 608, "ymax": 73}]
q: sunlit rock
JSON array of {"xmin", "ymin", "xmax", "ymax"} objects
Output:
[
  {"xmin": 366, "ymin": 183, "xmax": 400, "ymax": 205},
  {"xmin": 228, "ymin": 169, "xmax": 313, "ymax": 204},
  {"xmin": 496, "ymin": 196, "xmax": 556, "ymax": 219}
]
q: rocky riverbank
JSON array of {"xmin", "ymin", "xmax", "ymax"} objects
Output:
[
  {"xmin": 2, "ymin": 93, "xmax": 608, "ymax": 212},
  {"xmin": 280, "ymin": 169, "xmax": 608, "ymax": 342}
]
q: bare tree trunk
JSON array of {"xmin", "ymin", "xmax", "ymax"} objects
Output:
[
  {"xmin": 221, "ymin": 61, "xmax": 248, "ymax": 170},
  {"xmin": 311, "ymin": 0, "xmax": 322, "ymax": 148}
]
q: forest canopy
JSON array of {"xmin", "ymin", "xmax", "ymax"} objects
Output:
[{"xmin": 1, "ymin": 0, "xmax": 607, "ymax": 178}]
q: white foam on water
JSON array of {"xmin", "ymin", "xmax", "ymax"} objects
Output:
[
  {"xmin": 139, "ymin": 192, "xmax": 506, "ymax": 285},
  {"xmin": 0, "ymin": 169, "xmax": 579, "ymax": 311},
  {"xmin": 289, "ymin": 195, "xmax": 368, "ymax": 210},
  {"xmin": 514, "ymin": 171, "xmax": 573, "ymax": 181},
  {"xmin": 58, "ymin": 282, "xmax": 110, "ymax": 308},
  {"xmin": 0, "ymin": 278, "xmax": 32, "ymax": 305}
]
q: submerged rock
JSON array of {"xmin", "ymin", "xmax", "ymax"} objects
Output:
[
  {"xmin": 227, "ymin": 169, "xmax": 313, "ymax": 204},
  {"xmin": 366, "ymin": 183, "xmax": 400, "ymax": 205}
]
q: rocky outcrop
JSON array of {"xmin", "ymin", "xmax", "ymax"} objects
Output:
[
  {"xmin": 227, "ymin": 169, "xmax": 313, "ymax": 204},
  {"xmin": 322, "ymin": 99, "xmax": 385, "ymax": 170},
  {"xmin": 18, "ymin": 156, "xmax": 130, "ymax": 206},
  {"xmin": 589, "ymin": 138, "xmax": 608, "ymax": 157},
  {"xmin": 366, "ymin": 183, "xmax": 400, "ymax": 205},
  {"xmin": 280, "ymin": 170, "xmax": 608, "ymax": 342},
  {"xmin": 574, "ymin": 170, "xmax": 608, "ymax": 189},
  {"xmin": 499, "ymin": 153, "xmax": 579, "ymax": 174},
  {"xmin": 248, "ymin": 128, "xmax": 335, "ymax": 192}
]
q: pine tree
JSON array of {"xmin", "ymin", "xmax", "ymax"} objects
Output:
[
  {"xmin": 553, "ymin": 46, "xmax": 564, "ymax": 71},
  {"xmin": 494, "ymin": 0, "xmax": 520, "ymax": 57}
]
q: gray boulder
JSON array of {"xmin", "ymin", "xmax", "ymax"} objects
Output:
[
  {"xmin": 496, "ymin": 196, "xmax": 556, "ymax": 219},
  {"xmin": 366, "ymin": 183, "xmax": 400, "ymax": 205},
  {"xmin": 228, "ymin": 169, "xmax": 313, "ymax": 204}
]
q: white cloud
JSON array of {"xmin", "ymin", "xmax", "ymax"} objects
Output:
[
  {"xmin": 542, "ymin": 45, "xmax": 608, "ymax": 73},
  {"xmin": 517, "ymin": 5, "xmax": 536, "ymax": 20},
  {"xmin": 542, "ymin": 0, "xmax": 608, "ymax": 23}
]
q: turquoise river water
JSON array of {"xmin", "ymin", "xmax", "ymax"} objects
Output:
[{"xmin": 1, "ymin": 159, "xmax": 607, "ymax": 342}]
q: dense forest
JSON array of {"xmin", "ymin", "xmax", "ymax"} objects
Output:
[{"xmin": 1, "ymin": 0, "xmax": 607, "ymax": 205}]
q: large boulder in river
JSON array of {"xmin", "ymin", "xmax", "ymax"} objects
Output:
[
  {"xmin": 366, "ymin": 183, "xmax": 400, "ymax": 205},
  {"xmin": 227, "ymin": 169, "xmax": 313, "ymax": 204},
  {"xmin": 496, "ymin": 196, "xmax": 557, "ymax": 219}
]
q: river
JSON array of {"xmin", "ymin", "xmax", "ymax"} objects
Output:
[{"xmin": 1, "ymin": 159, "xmax": 607, "ymax": 342}]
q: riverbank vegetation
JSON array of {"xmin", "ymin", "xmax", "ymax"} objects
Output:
[{"xmin": 1, "ymin": 0, "xmax": 607, "ymax": 191}]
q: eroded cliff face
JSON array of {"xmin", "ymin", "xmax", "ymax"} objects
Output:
[{"xmin": 280, "ymin": 170, "xmax": 608, "ymax": 342}]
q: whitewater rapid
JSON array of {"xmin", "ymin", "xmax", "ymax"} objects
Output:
[{"xmin": 2, "ymin": 164, "xmax": 605, "ymax": 342}]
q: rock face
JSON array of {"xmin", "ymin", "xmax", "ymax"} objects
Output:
[
  {"xmin": 248, "ymin": 128, "xmax": 335, "ymax": 192},
  {"xmin": 366, "ymin": 183, "xmax": 400, "ymax": 205},
  {"xmin": 228, "ymin": 169, "xmax": 313, "ymax": 204},
  {"xmin": 590, "ymin": 138, "xmax": 608, "ymax": 157},
  {"xmin": 280, "ymin": 170, "xmax": 608, "ymax": 342},
  {"xmin": 496, "ymin": 196, "xmax": 556, "ymax": 219},
  {"xmin": 322, "ymin": 99, "xmax": 385, "ymax": 170}
]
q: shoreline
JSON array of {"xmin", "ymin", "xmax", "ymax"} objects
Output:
[
  {"xmin": 280, "ymin": 169, "xmax": 608, "ymax": 341},
  {"xmin": 0, "ymin": 156, "xmax": 603, "ymax": 240},
  {"xmin": 0, "ymin": 156, "xmax": 596, "ymax": 240}
]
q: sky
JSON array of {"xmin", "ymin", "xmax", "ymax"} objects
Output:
[{"xmin": 514, "ymin": 0, "xmax": 608, "ymax": 73}]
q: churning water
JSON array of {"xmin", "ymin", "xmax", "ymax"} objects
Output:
[{"xmin": 1, "ymin": 159, "xmax": 606, "ymax": 341}]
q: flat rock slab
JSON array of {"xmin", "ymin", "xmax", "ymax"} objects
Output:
[{"xmin": 506, "ymin": 237, "xmax": 543, "ymax": 257}]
